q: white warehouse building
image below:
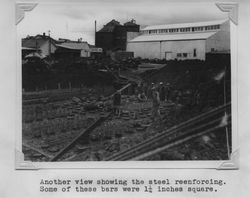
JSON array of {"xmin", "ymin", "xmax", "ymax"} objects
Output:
[{"xmin": 126, "ymin": 19, "xmax": 230, "ymax": 60}]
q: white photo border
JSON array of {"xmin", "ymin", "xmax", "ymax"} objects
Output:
[{"xmin": 15, "ymin": 0, "xmax": 239, "ymax": 170}]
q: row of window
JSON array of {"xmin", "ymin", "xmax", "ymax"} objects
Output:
[
  {"xmin": 148, "ymin": 30, "xmax": 157, "ymax": 34},
  {"xmin": 205, "ymin": 25, "xmax": 220, "ymax": 30},
  {"xmin": 177, "ymin": 53, "xmax": 188, "ymax": 58},
  {"xmin": 180, "ymin": 27, "xmax": 191, "ymax": 32},
  {"xmin": 141, "ymin": 24, "xmax": 220, "ymax": 34},
  {"xmin": 176, "ymin": 49, "xmax": 197, "ymax": 58}
]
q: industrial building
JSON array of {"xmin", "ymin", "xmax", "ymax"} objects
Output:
[
  {"xmin": 22, "ymin": 33, "xmax": 57, "ymax": 57},
  {"xmin": 55, "ymin": 41, "xmax": 91, "ymax": 58},
  {"xmin": 95, "ymin": 19, "xmax": 140, "ymax": 52},
  {"xmin": 127, "ymin": 19, "xmax": 230, "ymax": 60}
]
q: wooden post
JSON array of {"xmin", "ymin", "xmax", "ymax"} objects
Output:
[{"xmin": 69, "ymin": 82, "xmax": 71, "ymax": 90}]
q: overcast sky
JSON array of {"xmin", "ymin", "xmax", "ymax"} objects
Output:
[{"xmin": 18, "ymin": 1, "xmax": 228, "ymax": 45}]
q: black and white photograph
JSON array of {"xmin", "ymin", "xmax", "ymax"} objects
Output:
[
  {"xmin": 3, "ymin": 0, "xmax": 250, "ymax": 198},
  {"xmin": 19, "ymin": 2, "xmax": 233, "ymax": 162}
]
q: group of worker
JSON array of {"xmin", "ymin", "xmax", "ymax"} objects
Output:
[
  {"xmin": 139, "ymin": 82, "xmax": 171, "ymax": 102},
  {"xmin": 112, "ymin": 81, "xmax": 204, "ymax": 123},
  {"xmin": 138, "ymin": 82, "xmax": 172, "ymax": 121},
  {"xmin": 112, "ymin": 81, "xmax": 172, "ymax": 121}
]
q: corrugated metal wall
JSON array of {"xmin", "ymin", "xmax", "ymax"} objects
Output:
[{"xmin": 127, "ymin": 39, "xmax": 206, "ymax": 60}]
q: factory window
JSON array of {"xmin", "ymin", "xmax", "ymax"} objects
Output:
[
  {"xmin": 193, "ymin": 49, "xmax": 197, "ymax": 57},
  {"xmin": 177, "ymin": 53, "xmax": 182, "ymax": 57},
  {"xmin": 169, "ymin": 28, "xmax": 179, "ymax": 33},
  {"xmin": 142, "ymin": 30, "xmax": 149, "ymax": 34},
  {"xmin": 205, "ymin": 25, "xmax": 220, "ymax": 31},
  {"xmin": 159, "ymin": 29, "xmax": 168, "ymax": 33},
  {"xmin": 180, "ymin": 28, "xmax": 191, "ymax": 32},
  {"xmin": 193, "ymin": 26, "xmax": 204, "ymax": 32},
  {"xmin": 211, "ymin": 48, "xmax": 215, "ymax": 52},
  {"xmin": 183, "ymin": 53, "xmax": 187, "ymax": 57},
  {"xmin": 149, "ymin": 30, "xmax": 157, "ymax": 34},
  {"xmin": 169, "ymin": 28, "xmax": 179, "ymax": 32},
  {"xmin": 212, "ymin": 25, "xmax": 218, "ymax": 30}
]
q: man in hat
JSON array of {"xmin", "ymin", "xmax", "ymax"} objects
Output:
[
  {"xmin": 165, "ymin": 83, "xmax": 171, "ymax": 102},
  {"xmin": 147, "ymin": 82, "xmax": 154, "ymax": 99},
  {"xmin": 159, "ymin": 82, "xmax": 166, "ymax": 102}
]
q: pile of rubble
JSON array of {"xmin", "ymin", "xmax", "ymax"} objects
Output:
[{"xmin": 59, "ymin": 96, "xmax": 176, "ymax": 161}]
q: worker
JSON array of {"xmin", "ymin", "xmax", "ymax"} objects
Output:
[
  {"xmin": 147, "ymin": 83, "xmax": 154, "ymax": 99},
  {"xmin": 138, "ymin": 92, "xmax": 147, "ymax": 102},
  {"xmin": 113, "ymin": 90, "xmax": 121, "ymax": 117},
  {"xmin": 165, "ymin": 83, "xmax": 171, "ymax": 102},
  {"xmin": 138, "ymin": 92, "xmax": 147, "ymax": 112},
  {"xmin": 151, "ymin": 88, "xmax": 161, "ymax": 121},
  {"xmin": 137, "ymin": 82, "xmax": 143, "ymax": 94},
  {"xmin": 159, "ymin": 82, "xmax": 166, "ymax": 102}
]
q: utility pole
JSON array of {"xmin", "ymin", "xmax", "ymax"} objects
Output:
[
  {"xmin": 48, "ymin": 30, "xmax": 51, "ymax": 56},
  {"xmin": 94, "ymin": 20, "xmax": 97, "ymax": 46}
]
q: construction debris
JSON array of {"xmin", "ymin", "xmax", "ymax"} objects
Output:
[{"xmin": 22, "ymin": 58, "xmax": 231, "ymax": 162}]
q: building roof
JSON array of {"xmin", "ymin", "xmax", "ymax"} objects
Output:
[
  {"xmin": 22, "ymin": 34, "xmax": 56, "ymax": 48},
  {"xmin": 25, "ymin": 52, "xmax": 46, "ymax": 59},
  {"xmin": 141, "ymin": 19, "xmax": 228, "ymax": 31},
  {"xmin": 88, "ymin": 44, "xmax": 102, "ymax": 49},
  {"xmin": 124, "ymin": 19, "xmax": 138, "ymax": 26},
  {"xmin": 22, "ymin": 47, "xmax": 37, "ymax": 51},
  {"xmin": 99, "ymin": 26, "xmax": 116, "ymax": 32},
  {"xmin": 98, "ymin": 19, "xmax": 121, "ymax": 32},
  {"xmin": 56, "ymin": 42, "xmax": 90, "ymax": 50},
  {"xmin": 56, "ymin": 38, "xmax": 71, "ymax": 44},
  {"xmin": 22, "ymin": 38, "xmax": 47, "ymax": 49},
  {"xmin": 128, "ymin": 32, "xmax": 216, "ymax": 42}
]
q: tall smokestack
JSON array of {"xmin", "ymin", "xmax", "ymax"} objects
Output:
[
  {"xmin": 94, "ymin": 20, "xmax": 97, "ymax": 46},
  {"xmin": 48, "ymin": 30, "xmax": 51, "ymax": 56}
]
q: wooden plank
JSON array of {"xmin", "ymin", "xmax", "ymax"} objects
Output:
[{"xmin": 105, "ymin": 83, "xmax": 131, "ymax": 100}]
